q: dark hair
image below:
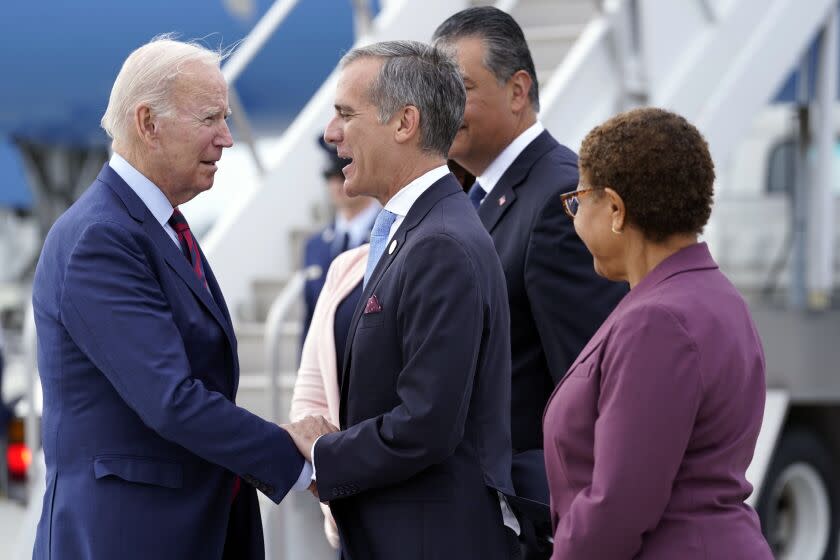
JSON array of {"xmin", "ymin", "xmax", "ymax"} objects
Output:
[
  {"xmin": 341, "ymin": 41, "xmax": 465, "ymax": 158},
  {"xmin": 579, "ymin": 107, "xmax": 715, "ymax": 242},
  {"xmin": 432, "ymin": 6, "xmax": 539, "ymax": 111}
]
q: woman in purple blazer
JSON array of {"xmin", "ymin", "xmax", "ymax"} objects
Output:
[{"xmin": 544, "ymin": 108, "xmax": 772, "ymax": 559}]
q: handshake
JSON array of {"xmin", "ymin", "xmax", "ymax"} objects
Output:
[{"xmin": 283, "ymin": 415, "xmax": 338, "ymax": 463}]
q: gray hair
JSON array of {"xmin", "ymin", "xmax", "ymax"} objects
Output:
[
  {"xmin": 433, "ymin": 6, "xmax": 540, "ymax": 111},
  {"xmin": 101, "ymin": 34, "xmax": 224, "ymax": 143},
  {"xmin": 340, "ymin": 40, "xmax": 465, "ymax": 157}
]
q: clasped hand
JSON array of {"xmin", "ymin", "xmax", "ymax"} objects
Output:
[{"xmin": 283, "ymin": 415, "xmax": 338, "ymax": 463}]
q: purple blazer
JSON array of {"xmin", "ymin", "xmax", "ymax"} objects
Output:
[{"xmin": 543, "ymin": 243, "xmax": 772, "ymax": 559}]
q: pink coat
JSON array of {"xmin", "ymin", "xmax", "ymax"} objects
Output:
[{"xmin": 289, "ymin": 244, "xmax": 368, "ymax": 547}]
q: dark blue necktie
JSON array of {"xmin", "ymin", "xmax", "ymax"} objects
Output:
[{"xmin": 468, "ymin": 181, "xmax": 487, "ymax": 209}]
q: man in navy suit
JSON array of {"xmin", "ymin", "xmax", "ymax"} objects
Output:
[
  {"xmin": 284, "ymin": 41, "xmax": 516, "ymax": 559},
  {"xmin": 301, "ymin": 138, "xmax": 378, "ymax": 344},
  {"xmin": 434, "ymin": 7, "xmax": 628, "ymax": 558},
  {"xmin": 31, "ymin": 36, "xmax": 330, "ymax": 560}
]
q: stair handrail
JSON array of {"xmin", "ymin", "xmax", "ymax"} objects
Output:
[{"xmin": 263, "ymin": 265, "xmax": 322, "ymax": 423}]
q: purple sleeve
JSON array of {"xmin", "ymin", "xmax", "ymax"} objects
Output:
[{"xmin": 552, "ymin": 304, "xmax": 702, "ymax": 559}]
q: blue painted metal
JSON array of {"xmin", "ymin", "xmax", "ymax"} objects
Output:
[
  {"xmin": 0, "ymin": 140, "xmax": 32, "ymax": 208},
  {"xmin": 0, "ymin": 0, "xmax": 363, "ymax": 146}
]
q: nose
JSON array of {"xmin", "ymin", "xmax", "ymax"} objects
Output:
[
  {"xmin": 323, "ymin": 116, "xmax": 342, "ymax": 147},
  {"xmin": 217, "ymin": 118, "xmax": 234, "ymax": 148}
]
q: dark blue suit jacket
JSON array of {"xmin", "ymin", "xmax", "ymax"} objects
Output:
[
  {"xmin": 477, "ymin": 131, "xmax": 627, "ymax": 504},
  {"xmin": 314, "ymin": 174, "xmax": 514, "ymax": 560},
  {"xmin": 32, "ymin": 165, "xmax": 303, "ymax": 560}
]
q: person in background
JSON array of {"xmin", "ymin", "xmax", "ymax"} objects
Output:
[
  {"xmin": 301, "ymin": 138, "xmax": 378, "ymax": 344},
  {"xmin": 433, "ymin": 8, "xmax": 627, "ymax": 558},
  {"xmin": 544, "ymin": 107, "xmax": 772, "ymax": 559}
]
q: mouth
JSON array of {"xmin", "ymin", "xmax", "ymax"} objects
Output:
[
  {"xmin": 338, "ymin": 154, "xmax": 353, "ymax": 177},
  {"xmin": 200, "ymin": 160, "xmax": 218, "ymax": 171}
]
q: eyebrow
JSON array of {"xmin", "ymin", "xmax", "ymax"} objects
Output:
[{"xmin": 334, "ymin": 104, "xmax": 355, "ymax": 113}]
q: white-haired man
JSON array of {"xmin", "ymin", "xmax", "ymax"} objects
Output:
[{"xmin": 31, "ymin": 36, "xmax": 333, "ymax": 560}]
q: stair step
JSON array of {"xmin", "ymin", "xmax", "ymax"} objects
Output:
[
  {"xmin": 235, "ymin": 371, "xmax": 298, "ymax": 423},
  {"xmin": 236, "ymin": 320, "xmax": 302, "ymax": 373}
]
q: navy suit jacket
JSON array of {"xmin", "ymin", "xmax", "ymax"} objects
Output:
[
  {"xmin": 477, "ymin": 130, "xmax": 627, "ymax": 503},
  {"xmin": 314, "ymin": 174, "xmax": 514, "ymax": 560},
  {"xmin": 32, "ymin": 165, "xmax": 303, "ymax": 560}
]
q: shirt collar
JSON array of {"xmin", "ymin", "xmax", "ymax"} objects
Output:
[
  {"xmin": 477, "ymin": 121, "xmax": 545, "ymax": 193},
  {"xmin": 384, "ymin": 165, "xmax": 450, "ymax": 218},
  {"xmin": 335, "ymin": 200, "xmax": 380, "ymax": 246},
  {"xmin": 109, "ymin": 152, "xmax": 174, "ymax": 228}
]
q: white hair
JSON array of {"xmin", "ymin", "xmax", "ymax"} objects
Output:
[{"xmin": 101, "ymin": 34, "xmax": 224, "ymax": 143}]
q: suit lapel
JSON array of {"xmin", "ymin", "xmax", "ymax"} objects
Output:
[
  {"xmin": 98, "ymin": 165, "xmax": 237, "ymax": 360},
  {"xmin": 477, "ymin": 185, "xmax": 517, "ymax": 233},
  {"xmin": 150, "ymin": 222, "xmax": 235, "ymax": 346},
  {"xmin": 338, "ymin": 175, "xmax": 463, "ymax": 419},
  {"xmin": 479, "ymin": 130, "xmax": 558, "ymax": 233}
]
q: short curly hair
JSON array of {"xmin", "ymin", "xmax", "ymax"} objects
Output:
[{"xmin": 578, "ymin": 107, "xmax": 714, "ymax": 242}]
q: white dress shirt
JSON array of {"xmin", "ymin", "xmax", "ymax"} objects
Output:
[
  {"xmin": 109, "ymin": 152, "xmax": 314, "ymax": 491},
  {"xmin": 475, "ymin": 121, "xmax": 545, "ymax": 205},
  {"xmin": 383, "ymin": 164, "xmax": 450, "ymax": 242}
]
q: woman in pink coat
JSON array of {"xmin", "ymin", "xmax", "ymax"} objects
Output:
[
  {"xmin": 544, "ymin": 108, "xmax": 772, "ymax": 559},
  {"xmin": 290, "ymin": 244, "xmax": 368, "ymax": 549}
]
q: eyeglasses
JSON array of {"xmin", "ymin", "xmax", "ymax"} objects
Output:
[{"xmin": 559, "ymin": 187, "xmax": 602, "ymax": 219}]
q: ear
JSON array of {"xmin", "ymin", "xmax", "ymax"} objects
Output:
[
  {"xmin": 604, "ymin": 187, "xmax": 626, "ymax": 232},
  {"xmin": 134, "ymin": 104, "xmax": 159, "ymax": 148},
  {"xmin": 394, "ymin": 105, "xmax": 421, "ymax": 146},
  {"xmin": 508, "ymin": 70, "xmax": 533, "ymax": 113}
]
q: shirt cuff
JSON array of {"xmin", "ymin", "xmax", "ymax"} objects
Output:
[
  {"xmin": 310, "ymin": 435, "xmax": 323, "ymax": 481},
  {"xmin": 292, "ymin": 460, "xmax": 314, "ymax": 491}
]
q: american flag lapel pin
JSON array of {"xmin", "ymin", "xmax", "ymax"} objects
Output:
[{"xmin": 498, "ymin": 195, "xmax": 506, "ymax": 206}]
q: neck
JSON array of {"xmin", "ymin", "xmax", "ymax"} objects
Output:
[
  {"xmin": 472, "ymin": 110, "xmax": 537, "ymax": 176},
  {"xmin": 624, "ymin": 232, "xmax": 698, "ymax": 289},
  {"xmin": 379, "ymin": 154, "xmax": 446, "ymax": 206},
  {"xmin": 114, "ymin": 142, "xmax": 179, "ymax": 207}
]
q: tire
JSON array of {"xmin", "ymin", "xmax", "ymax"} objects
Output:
[{"xmin": 756, "ymin": 429, "xmax": 840, "ymax": 560}]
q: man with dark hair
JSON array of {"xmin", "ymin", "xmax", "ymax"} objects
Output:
[
  {"xmin": 301, "ymin": 138, "xmax": 378, "ymax": 345},
  {"xmin": 285, "ymin": 40, "xmax": 515, "ymax": 559},
  {"xmin": 434, "ymin": 7, "xmax": 628, "ymax": 558}
]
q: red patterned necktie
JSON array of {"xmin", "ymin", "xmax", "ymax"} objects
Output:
[
  {"xmin": 168, "ymin": 208, "xmax": 208, "ymax": 289},
  {"xmin": 169, "ymin": 208, "xmax": 239, "ymax": 500}
]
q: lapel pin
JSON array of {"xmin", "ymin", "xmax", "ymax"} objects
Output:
[
  {"xmin": 498, "ymin": 195, "xmax": 506, "ymax": 206},
  {"xmin": 388, "ymin": 239, "xmax": 397, "ymax": 254}
]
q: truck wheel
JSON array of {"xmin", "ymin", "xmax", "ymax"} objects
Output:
[{"xmin": 756, "ymin": 429, "xmax": 839, "ymax": 560}]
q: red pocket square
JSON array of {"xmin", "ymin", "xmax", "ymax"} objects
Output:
[{"xmin": 364, "ymin": 295, "xmax": 382, "ymax": 314}]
